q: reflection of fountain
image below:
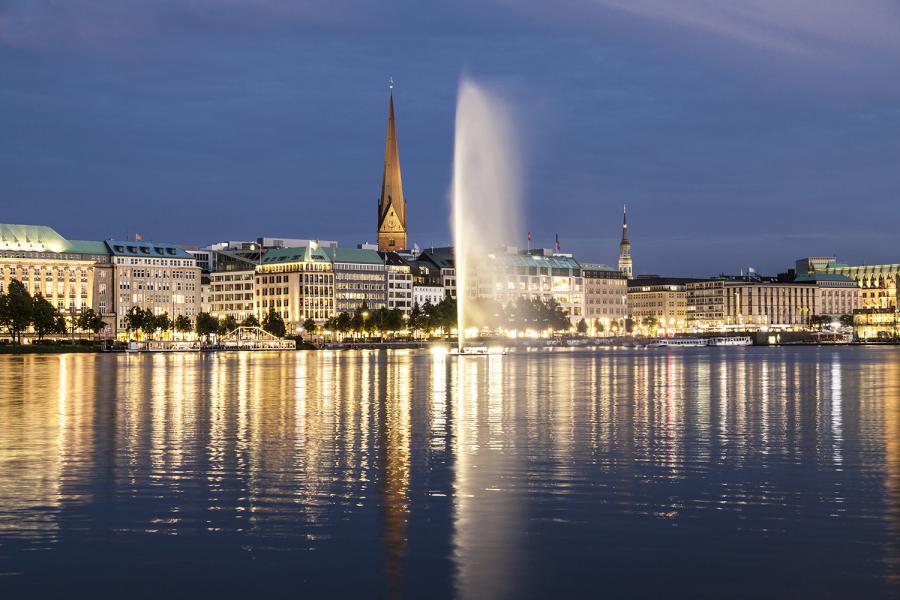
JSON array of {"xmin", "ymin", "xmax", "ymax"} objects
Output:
[{"xmin": 451, "ymin": 77, "xmax": 522, "ymax": 352}]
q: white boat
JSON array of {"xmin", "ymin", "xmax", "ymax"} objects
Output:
[
  {"xmin": 647, "ymin": 338, "xmax": 708, "ymax": 348},
  {"xmin": 450, "ymin": 346, "xmax": 507, "ymax": 356},
  {"xmin": 126, "ymin": 340, "xmax": 201, "ymax": 353},
  {"xmin": 708, "ymin": 336, "xmax": 753, "ymax": 347}
]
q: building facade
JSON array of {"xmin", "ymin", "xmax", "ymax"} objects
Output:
[
  {"xmin": 325, "ymin": 247, "xmax": 387, "ymax": 314},
  {"xmin": 796, "ymin": 256, "xmax": 899, "ymax": 310},
  {"xmin": 824, "ymin": 261, "xmax": 899, "ymax": 310},
  {"xmin": 108, "ymin": 240, "xmax": 201, "ymax": 334},
  {"xmin": 628, "ymin": 277, "xmax": 695, "ymax": 333},
  {"xmin": 853, "ymin": 308, "xmax": 900, "ymax": 341},
  {"xmin": 413, "ymin": 285, "xmax": 445, "ymax": 308},
  {"xmin": 462, "ymin": 247, "xmax": 584, "ymax": 325},
  {"xmin": 209, "ymin": 270, "xmax": 256, "ymax": 322},
  {"xmin": 0, "ymin": 224, "xmax": 117, "ymax": 335},
  {"xmin": 381, "ymin": 251, "xmax": 413, "ymax": 314},
  {"xmin": 256, "ymin": 246, "xmax": 335, "ymax": 330},
  {"xmin": 580, "ymin": 262, "xmax": 627, "ymax": 331},
  {"xmin": 686, "ymin": 273, "xmax": 860, "ymax": 331}
]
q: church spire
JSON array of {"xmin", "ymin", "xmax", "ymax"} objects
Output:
[
  {"xmin": 377, "ymin": 80, "xmax": 408, "ymax": 251},
  {"xmin": 618, "ymin": 204, "xmax": 633, "ymax": 278}
]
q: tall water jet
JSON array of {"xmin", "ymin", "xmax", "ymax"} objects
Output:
[{"xmin": 451, "ymin": 78, "xmax": 522, "ymax": 352}]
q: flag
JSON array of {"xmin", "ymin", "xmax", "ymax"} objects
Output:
[
  {"xmin": 135, "ymin": 232, "xmax": 142, "ymax": 241},
  {"xmin": 555, "ymin": 233, "xmax": 560, "ymax": 251},
  {"xmin": 527, "ymin": 231, "xmax": 532, "ymax": 242}
]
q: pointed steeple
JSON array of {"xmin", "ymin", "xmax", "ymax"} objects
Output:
[
  {"xmin": 618, "ymin": 204, "xmax": 633, "ymax": 278},
  {"xmin": 377, "ymin": 81, "xmax": 408, "ymax": 251}
]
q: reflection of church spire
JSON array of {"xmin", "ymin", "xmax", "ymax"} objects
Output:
[
  {"xmin": 618, "ymin": 204, "xmax": 633, "ymax": 278},
  {"xmin": 377, "ymin": 80, "xmax": 408, "ymax": 251},
  {"xmin": 378, "ymin": 362, "xmax": 411, "ymax": 599}
]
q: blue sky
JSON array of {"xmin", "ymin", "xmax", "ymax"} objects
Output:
[{"xmin": 2, "ymin": 1, "xmax": 899, "ymax": 275}]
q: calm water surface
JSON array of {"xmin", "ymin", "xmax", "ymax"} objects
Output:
[{"xmin": 0, "ymin": 348, "xmax": 898, "ymax": 598}]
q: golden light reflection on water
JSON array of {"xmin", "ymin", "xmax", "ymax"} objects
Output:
[{"xmin": 0, "ymin": 348, "xmax": 898, "ymax": 592}]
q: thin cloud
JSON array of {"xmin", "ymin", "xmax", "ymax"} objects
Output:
[{"xmin": 592, "ymin": 0, "xmax": 900, "ymax": 59}]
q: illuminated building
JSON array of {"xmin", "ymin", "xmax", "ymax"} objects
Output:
[
  {"xmin": 323, "ymin": 247, "xmax": 387, "ymax": 314},
  {"xmin": 411, "ymin": 247, "xmax": 457, "ymax": 299},
  {"xmin": 256, "ymin": 245, "xmax": 335, "ymax": 330},
  {"xmin": 377, "ymin": 88, "xmax": 408, "ymax": 251},
  {"xmin": 796, "ymin": 256, "xmax": 900, "ymax": 310},
  {"xmin": 204, "ymin": 248, "xmax": 261, "ymax": 322},
  {"xmin": 0, "ymin": 224, "xmax": 116, "ymax": 335},
  {"xmin": 628, "ymin": 276, "xmax": 696, "ymax": 333},
  {"xmin": 462, "ymin": 247, "xmax": 584, "ymax": 324},
  {"xmin": 580, "ymin": 262, "xmax": 627, "ymax": 332},
  {"xmin": 686, "ymin": 273, "xmax": 859, "ymax": 331},
  {"xmin": 380, "ymin": 251, "xmax": 413, "ymax": 314},
  {"xmin": 107, "ymin": 240, "xmax": 201, "ymax": 334},
  {"xmin": 853, "ymin": 308, "xmax": 899, "ymax": 340},
  {"xmin": 412, "ymin": 285, "xmax": 444, "ymax": 308},
  {"xmin": 209, "ymin": 270, "xmax": 256, "ymax": 322}
]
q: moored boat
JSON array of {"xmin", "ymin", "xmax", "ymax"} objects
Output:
[
  {"xmin": 450, "ymin": 346, "xmax": 507, "ymax": 356},
  {"xmin": 647, "ymin": 338, "xmax": 708, "ymax": 348},
  {"xmin": 708, "ymin": 336, "xmax": 753, "ymax": 347}
]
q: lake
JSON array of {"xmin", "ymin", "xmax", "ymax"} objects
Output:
[{"xmin": 0, "ymin": 347, "xmax": 898, "ymax": 598}]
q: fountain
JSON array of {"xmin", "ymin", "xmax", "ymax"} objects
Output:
[{"xmin": 451, "ymin": 77, "xmax": 522, "ymax": 354}]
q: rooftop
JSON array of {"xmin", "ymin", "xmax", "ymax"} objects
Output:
[
  {"xmin": 578, "ymin": 262, "xmax": 619, "ymax": 272},
  {"xmin": 322, "ymin": 247, "xmax": 385, "ymax": 265},
  {"xmin": 106, "ymin": 240, "xmax": 194, "ymax": 259},
  {"xmin": 261, "ymin": 245, "xmax": 331, "ymax": 264}
]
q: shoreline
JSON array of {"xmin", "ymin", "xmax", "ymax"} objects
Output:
[{"xmin": 2, "ymin": 338, "xmax": 899, "ymax": 355}]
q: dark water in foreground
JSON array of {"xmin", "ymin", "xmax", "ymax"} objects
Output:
[{"xmin": 0, "ymin": 348, "xmax": 898, "ymax": 599}]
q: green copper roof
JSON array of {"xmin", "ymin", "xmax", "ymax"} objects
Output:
[
  {"xmin": 0, "ymin": 223, "xmax": 66, "ymax": 248},
  {"xmin": 61, "ymin": 239, "xmax": 110, "ymax": 255},
  {"xmin": 0, "ymin": 224, "xmax": 109, "ymax": 256},
  {"xmin": 262, "ymin": 246, "xmax": 331, "ymax": 264},
  {"xmin": 322, "ymin": 247, "xmax": 385, "ymax": 265},
  {"xmin": 793, "ymin": 274, "xmax": 855, "ymax": 283},
  {"xmin": 484, "ymin": 251, "xmax": 580, "ymax": 270}
]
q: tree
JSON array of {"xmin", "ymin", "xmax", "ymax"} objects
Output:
[
  {"xmin": 624, "ymin": 316, "xmax": 634, "ymax": 333},
  {"xmin": 0, "ymin": 279, "xmax": 34, "ymax": 344},
  {"xmin": 241, "ymin": 314, "xmax": 259, "ymax": 328},
  {"xmin": 576, "ymin": 318, "xmax": 588, "ymax": 335},
  {"xmin": 302, "ymin": 317, "xmax": 317, "ymax": 335},
  {"xmin": 409, "ymin": 302, "xmax": 422, "ymax": 334},
  {"xmin": 174, "ymin": 314, "xmax": 192, "ymax": 334},
  {"xmin": 53, "ymin": 313, "xmax": 68, "ymax": 336},
  {"xmin": 218, "ymin": 314, "xmax": 238, "ymax": 335},
  {"xmin": 262, "ymin": 309, "xmax": 286, "ymax": 338},
  {"xmin": 642, "ymin": 315, "xmax": 659, "ymax": 329},
  {"xmin": 154, "ymin": 312, "xmax": 172, "ymax": 337},
  {"xmin": 76, "ymin": 307, "xmax": 105, "ymax": 337},
  {"xmin": 195, "ymin": 312, "xmax": 219, "ymax": 341},
  {"xmin": 31, "ymin": 293, "xmax": 57, "ymax": 340},
  {"xmin": 124, "ymin": 306, "xmax": 146, "ymax": 338},
  {"xmin": 351, "ymin": 303, "xmax": 370, "ymax": 335},
  {"xmin": 809, "ymin": 314, "xmax": 831, "ymax": 330},
  {"xmin": 336, "ymin": 311, "xmax": 352, "ymax": 334},
  {"xmin": 596, "ymin": 320, "xmax": 605, "ymax": 334},
  {"xmin": 385, "ymin": 308, "xmax": 404, "ymax": 333},
  {"xmin": 839, "ymin": 314, "xmax": 854, "ymax": 328}
]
